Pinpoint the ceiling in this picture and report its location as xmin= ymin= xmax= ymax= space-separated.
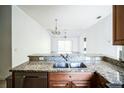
xmin=18 ymin=5 xmax=112 ymax=37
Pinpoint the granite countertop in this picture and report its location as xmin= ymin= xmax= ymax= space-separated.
xmin=10 ymin=60 xmax=124 ymax=85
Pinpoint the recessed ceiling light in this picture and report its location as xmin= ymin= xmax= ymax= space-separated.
xmin=96 ymin=16 xmax=102 ymax=19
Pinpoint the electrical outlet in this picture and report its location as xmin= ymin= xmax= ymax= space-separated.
xmin=39 ymin=57 xmax=44 ymax=60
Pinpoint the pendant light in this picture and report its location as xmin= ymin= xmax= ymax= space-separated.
xmin=51 ymin=19 xmax=61 ymax=35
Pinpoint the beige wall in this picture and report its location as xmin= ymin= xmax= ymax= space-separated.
xmin=0 ymin=6 xmax=12 ymax=80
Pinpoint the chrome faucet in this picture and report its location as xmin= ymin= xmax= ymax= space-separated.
xmin=60 ymin=53 xmax=69 ymax=61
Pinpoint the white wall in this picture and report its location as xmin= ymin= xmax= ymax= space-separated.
xmin=12 ymin=6 xmax=51 ymax=67
xmin=80 ymin=15 xmax=119 ymax=59
xmin=51 ymin=37 xmax=80 ymax=53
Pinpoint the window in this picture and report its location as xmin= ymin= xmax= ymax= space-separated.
xmin=58 ymin=40 xmax=72 ymax=54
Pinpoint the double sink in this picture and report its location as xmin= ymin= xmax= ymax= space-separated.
xmin=53 ymin=62 xmax=87 ymax=68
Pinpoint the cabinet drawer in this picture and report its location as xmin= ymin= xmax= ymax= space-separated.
xmin=48 ymin=72 xmax=93 ymax=81
xmin=49 ymin=72 xmax=70 ymax=81
xmin=72 ymin=81 xmax=90 ymax=88
xmin=49 ymin=81 xmax=70 ymax=88
xmin=70 ymin=72 xmax=93 ymax=81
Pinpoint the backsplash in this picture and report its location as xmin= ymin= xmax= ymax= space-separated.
xmin=28 ymin=54 xmax=124 ymax=69
xmin=28 ymin=54 xmax=102 ymax=62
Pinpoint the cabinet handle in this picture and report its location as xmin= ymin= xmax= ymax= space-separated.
xmin=66 ymin=82 xmax=69 ymax=87
xmin=24 ymin=76 xmax=39 ymax=78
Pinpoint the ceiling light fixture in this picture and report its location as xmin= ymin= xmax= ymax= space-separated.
xmin=51 ymin=18 xmax=61 ymax=35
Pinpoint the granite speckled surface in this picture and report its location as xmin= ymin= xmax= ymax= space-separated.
xmin=10 ymin=60 xmax=124 ymax=85
xmin=102 ymin=56 xmax=124 ymax=68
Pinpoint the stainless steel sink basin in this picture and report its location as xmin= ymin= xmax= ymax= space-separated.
xmin=70 ymin=62 xmax=87 ymax=68
xmin=53 ymin=62 xmax=87 ymax=68
xmin=53 ymin=62 xmax=69 ymax=68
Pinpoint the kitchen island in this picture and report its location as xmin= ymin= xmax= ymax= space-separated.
xmin=10 ymin=59 xmax=124 ymax=88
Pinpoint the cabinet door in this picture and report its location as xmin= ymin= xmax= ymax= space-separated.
xmin=71 ymin=81 xmax=90 ymax=88
xmin=113 ymin=5 xmax=124 ymax=45
xmin=23 ymin=76 xmax=47 ymax=88
xmin=13 ymin=72 xmax=48 ymax=88
xmin=49 ymin=81 xmax=70 ymax=88
xmin=93 ymin=72 xmax=108 ymax=88
xmin=48 ymin=72 xmax=93 ymax=88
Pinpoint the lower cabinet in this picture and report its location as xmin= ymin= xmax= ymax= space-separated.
xmin=8 ymin=71 xmax=108 ymax=88
xmin=10 ymin=72 xmax=48 ymax=88
xmin=48 ymin=72 xmax=93 ymax=88
xmin=6 ymin=75 xmax=12 ymax=88
xmin=91 ymin=72 xmax=109 ymax=88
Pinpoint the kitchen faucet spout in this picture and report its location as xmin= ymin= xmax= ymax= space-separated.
xmin=60 ymin=54 xmax=69 ymax=61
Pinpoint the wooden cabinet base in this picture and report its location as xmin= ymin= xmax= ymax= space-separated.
xmin=48 ymin=72 xmax=93 ymax=88
xmin=11 ymin=72 xmax=48 ymax=88
xmin=91 ymin=72 xmax=109 ymax=88
xmin=9 ymin=71 xmax=108 ymax=88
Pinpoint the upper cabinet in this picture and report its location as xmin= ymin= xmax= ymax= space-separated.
xmin=113 ymin=5 xmax=124 ymax=45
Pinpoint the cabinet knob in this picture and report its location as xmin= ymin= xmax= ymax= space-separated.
xmin=69 ymin=76 xmax=71 ymax=78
